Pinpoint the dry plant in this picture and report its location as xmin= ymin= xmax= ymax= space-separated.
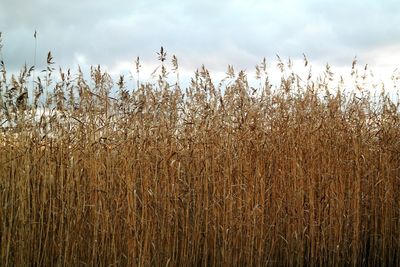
xmin=0 ymin=40 xmax=399 ymax=266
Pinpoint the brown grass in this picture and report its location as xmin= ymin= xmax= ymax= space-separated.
xmin=0 ymin=46 xmax=400 ymax=266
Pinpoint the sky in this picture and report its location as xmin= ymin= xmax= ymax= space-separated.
xmin=1 ymin=0 xmax=400 ymax=86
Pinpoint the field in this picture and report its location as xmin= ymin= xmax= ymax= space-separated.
xmin=1 ymin=48 xmax=399 ymax=266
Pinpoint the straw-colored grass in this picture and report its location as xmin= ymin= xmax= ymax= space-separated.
xmin=0 ymin=45 xmax=399 ymax=266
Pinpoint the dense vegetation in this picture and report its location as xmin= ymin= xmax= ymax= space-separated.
xmin=1 ymin=42 xmax=399 ymax=266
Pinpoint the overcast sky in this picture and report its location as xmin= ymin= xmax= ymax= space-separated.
xmin=1 ymin=0 xmax=400 ymax=83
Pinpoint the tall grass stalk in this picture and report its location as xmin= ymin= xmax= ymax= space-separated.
xmin=0 ymin=49 xmax=399 ymax=266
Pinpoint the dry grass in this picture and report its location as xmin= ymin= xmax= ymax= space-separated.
xmin=0 ymin=45 xmax=400 ymax=266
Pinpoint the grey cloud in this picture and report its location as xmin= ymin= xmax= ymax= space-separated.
xmin=306 ymin=1 xmax=400 ymax=49
xmin=1 ymin=0 xmax=399 ymax=74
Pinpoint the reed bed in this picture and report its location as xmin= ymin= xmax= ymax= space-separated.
xmin=0 ymin=46 xmax=400 ymax=266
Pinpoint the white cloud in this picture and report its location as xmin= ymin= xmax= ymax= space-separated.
xmin=0 ymin=0 xmax=399 ymax=83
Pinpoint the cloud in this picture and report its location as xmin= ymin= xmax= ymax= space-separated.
xmin=0 ymin=0 xmax=399 ymax=78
